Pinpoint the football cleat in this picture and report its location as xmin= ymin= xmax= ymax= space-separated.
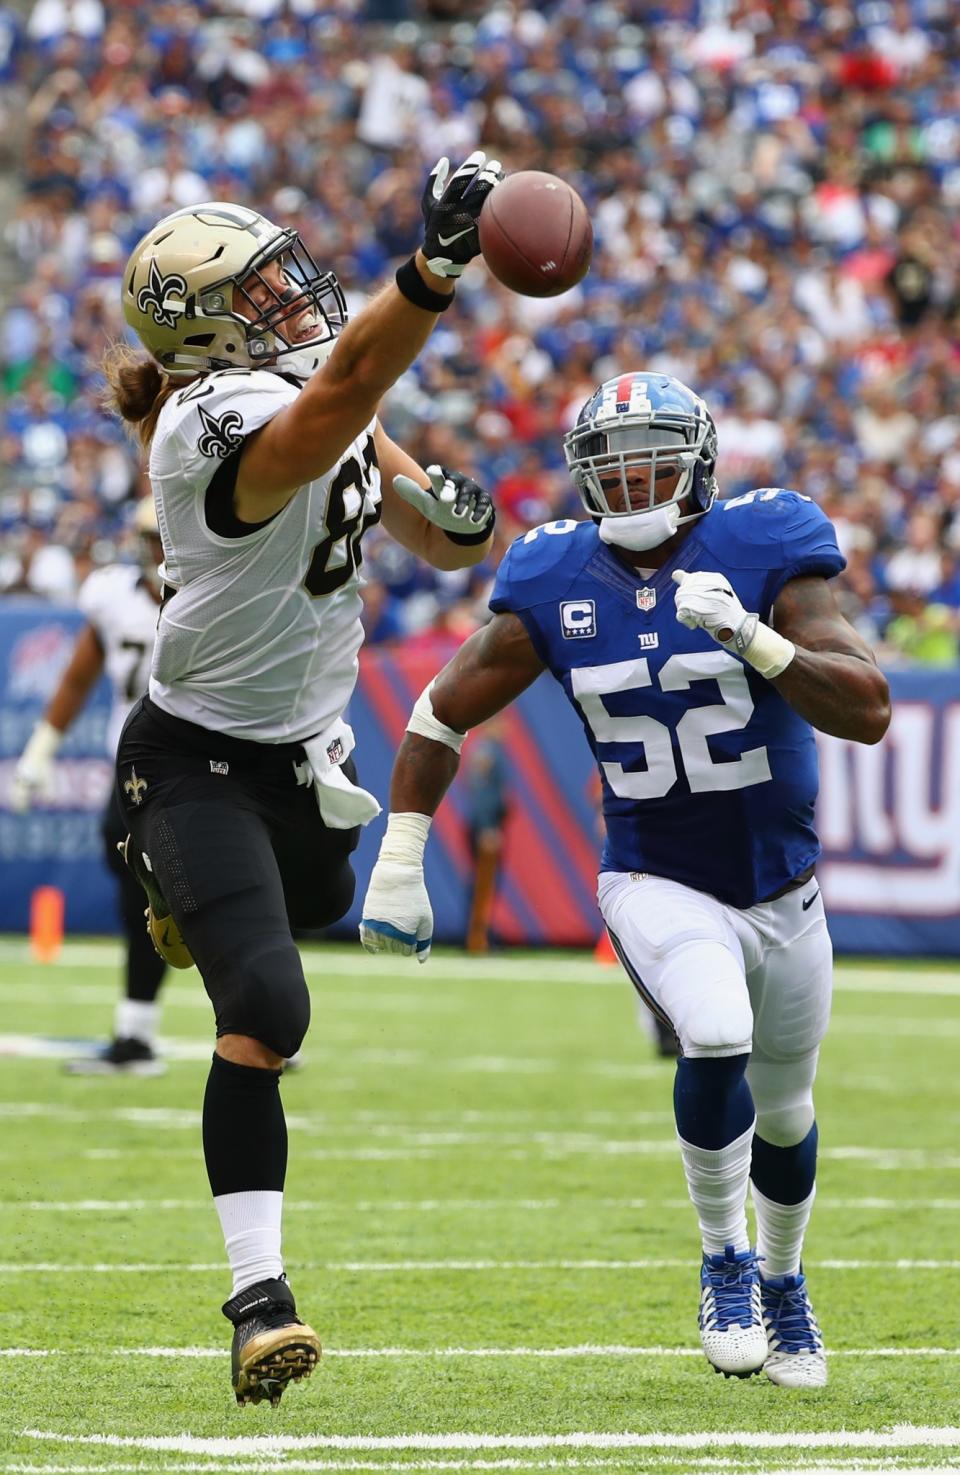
xmin=117 ymin=836 xmax=194 ymax=969
xmin=64 ymin=1036 xmax=166 ymax=1077
xmin=222 ymin=1277 xmax=321 ymax=1407
xmin=761 ymin=1271 xmax=827 ymax=1388
xmin=699 ymin=1244 xmax=768 ymax=1377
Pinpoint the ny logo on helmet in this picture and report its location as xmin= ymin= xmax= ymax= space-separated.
xmin=197 ymin=405 xmax=245 ymax=459
xmin=136 ymin=260 xmax=188 ymax=331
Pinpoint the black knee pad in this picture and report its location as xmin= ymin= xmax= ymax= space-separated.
xmin=209 ymin=942 xmax=310 ymax=1060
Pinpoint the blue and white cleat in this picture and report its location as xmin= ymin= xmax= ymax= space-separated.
xmin=760 ymin=1271 xmax=828 ymax=1388
xmin=699 ymin=1244 xmax=768 ymax=1377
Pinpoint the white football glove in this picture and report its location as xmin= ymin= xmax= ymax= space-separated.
xmin=672 ymin=570 xmax=756 ymax=651
xmin=10 ymin=720 xmax=62 ymax=811
xmin=392 ymin=465 xmax=494 ymax=542
xmin=359 ymin=858 xmax=433 ymax=964
xmin=672 ymin=570 xmax=795 ymax=679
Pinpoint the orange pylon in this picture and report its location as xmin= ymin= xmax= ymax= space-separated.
xmin=593 ymin=929 xmax=617 ymax=965
xmin=30 ymin=886 xmax=64 ymax=962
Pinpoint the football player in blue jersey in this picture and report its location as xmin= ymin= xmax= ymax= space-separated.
xmin=359 ymin=371 xmax=891 ymax=1388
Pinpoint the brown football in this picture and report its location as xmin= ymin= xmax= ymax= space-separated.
xmin=478 ymin=171 xmax=593 ymax=298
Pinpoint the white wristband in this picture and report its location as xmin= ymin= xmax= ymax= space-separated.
xmin=742 ymin=622 xmax=796 ymax=680
xmin=378 ymin=812 xmax=432 ymax=867
xmin=22 ymin=720 xmax=64 ymax=766
xmin=407 ymin=681 xmax=467 ymax=754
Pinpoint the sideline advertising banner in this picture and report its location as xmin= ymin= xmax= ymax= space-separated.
xmin=0 ymin=601 xmax=957 ymax=956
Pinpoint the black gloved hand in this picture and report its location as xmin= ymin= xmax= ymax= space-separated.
xmin=392 ymin=464 xmax=495 ymax=545
xmin=420 ymin=151 xmax=504 ymax=279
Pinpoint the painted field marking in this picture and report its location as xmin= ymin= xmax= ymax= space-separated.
xmin=13 ymin=1464 xmax=960 ymax=1475
xmin=7 ymin=1195 xmax=958 ymax=1214
xmin=20 ymin=1423 xmax=960 ymax=1453
xmin=2 ymin=1105 xmax=957 ymax=1170
xmin=3 ymin=1344 xmax=959 ymax=1361
xmin=2 ymin=1258 xmax=958 ymax=1274
xmin=2 ymin=940 xmax=959 ymax=997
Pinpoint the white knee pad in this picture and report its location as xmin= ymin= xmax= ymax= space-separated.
xmin=747 ymin=1049 xmax=818 ymax=1147
xmin=667 ymin=942 xmax=754 ymax=1058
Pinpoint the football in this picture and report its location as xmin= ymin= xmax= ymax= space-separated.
xmin=478 ymin=170 xmax=593 ymax=298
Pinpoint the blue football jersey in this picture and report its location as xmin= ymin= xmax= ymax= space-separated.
xmin=489 ymin=490 xmax=846 ymax=908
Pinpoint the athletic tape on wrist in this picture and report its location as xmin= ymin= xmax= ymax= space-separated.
xmin=407 ymin=682 xmax=467 ymax=754
xmin=378 ymin=811 xmax=432 ymax=866
xmin=23 ymin=719 xmax=63 ymax=766
xmin=742 ymin=621 xmax=796 ymax=680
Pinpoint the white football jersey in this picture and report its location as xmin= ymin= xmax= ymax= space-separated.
xmin=147 ymin=369 xmax=382 ymax=742
xmin=77 ymin=563 xmax=160 ymax=753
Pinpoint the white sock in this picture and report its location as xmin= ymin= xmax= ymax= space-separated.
xmin=752 ymin=1182 xmax=815 ymax=1279
xmin=115 ymin=998 xmax=159 ymax=1047
xmin=214 ymin=1190 xmax=284 ymax=1296
xmin=678 ymin=1119 xmax=755 ymax=1256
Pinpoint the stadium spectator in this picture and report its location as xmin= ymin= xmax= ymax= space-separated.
xmin=0 ymin=0 xmax=956 ymax=666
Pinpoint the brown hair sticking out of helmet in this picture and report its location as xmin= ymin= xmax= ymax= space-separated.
xmin=101 ymin=343 xmax=182 ymax=450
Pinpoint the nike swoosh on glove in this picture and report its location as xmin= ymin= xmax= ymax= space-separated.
xmin=393 ymin=465 xmax=494 ymax=544
xmin=421 ymin=150 xmax=503 ymax=278
xmin=671 ymin=569 xmax=758 ymax=655
xmin=359 ymin=859 xmax=433 ymax=964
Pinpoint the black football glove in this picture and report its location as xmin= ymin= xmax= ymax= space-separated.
xmin=420 ymin=151 xmax=504 ymax=279
xmin=392 ymin=465 xmax=495 ymax=544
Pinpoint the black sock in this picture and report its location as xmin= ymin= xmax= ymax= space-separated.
xmin=202 ymin=1053 xmax=287 ymax=1196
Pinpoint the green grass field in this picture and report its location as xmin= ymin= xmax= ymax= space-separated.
xmin=0 ymin=940 xmax=958 ymax=1475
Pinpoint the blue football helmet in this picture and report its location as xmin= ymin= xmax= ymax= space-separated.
xmin=563 ymin=372 xmax=719 ymax=521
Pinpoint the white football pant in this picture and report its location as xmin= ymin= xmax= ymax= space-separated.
xmin=597 ymin=871 xmax=833 ymax=1146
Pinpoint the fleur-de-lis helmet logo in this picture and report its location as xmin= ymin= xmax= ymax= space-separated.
xmin=137 ymin=259 xmax=187 ymax=331
xmin=197 ymin=404 xmax=245 ymax=459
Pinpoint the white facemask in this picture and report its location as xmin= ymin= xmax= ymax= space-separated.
xmin=598 ymin=501 xmax=681 ymax=552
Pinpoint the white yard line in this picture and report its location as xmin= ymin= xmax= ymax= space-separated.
xmin=2 ymin=939 xmax=958 ymax=996
xmin=20 ymin=1424 xmax=960 ymax=1454
xmin=3 ymin=1344 xmax=959 ymax=1361
xmin=9 ymin=1466 xmax=960 ymax=1475
xmin=2 ymin=1258 xmax=958 ymax=1274
xmin=8 ymin=1195 xmax=957 ymax=1214
xmin=2 ymin=1106 xmax=957 ymax=1169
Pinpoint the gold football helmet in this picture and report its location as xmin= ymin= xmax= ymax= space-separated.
xmin=122 ymin=202 xmax=346 ymax=380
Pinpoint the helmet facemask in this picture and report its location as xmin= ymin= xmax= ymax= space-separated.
xmin=225 ymin=233 xmax=347 ymax=381
xmin=564 ymin=419 xmax=717 ymax=523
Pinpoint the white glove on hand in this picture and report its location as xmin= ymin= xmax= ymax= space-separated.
xmin=672 ymin=569 xmax=756 ymax=652
xmin=671 ymin=570 xmax=795 ymax=678
xmin=359 ymin=859 xmax=433 ymax=963
xmin=393 ymin=465 xmax=494 ymax=541
xmin=10 ymin=720 xmax=62 ymax=811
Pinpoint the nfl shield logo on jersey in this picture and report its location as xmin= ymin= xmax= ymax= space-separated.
xmin=636 ymin=586 xmax=657 ymax=613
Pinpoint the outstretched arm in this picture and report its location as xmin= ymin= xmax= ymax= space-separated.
xmin=360 ymin=612 xmax=545 ymax=960
xmin=769 ymin=576 xmax=891 ymax=744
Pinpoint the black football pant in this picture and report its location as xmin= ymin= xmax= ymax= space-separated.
xmin=116 ymin=696 xmax=359 ymax=1059
xmin=102 ymin=787 xmax=166 ymax=1004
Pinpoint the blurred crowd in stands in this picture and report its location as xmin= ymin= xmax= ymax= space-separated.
xmin=1 ymin=0 xmax=959 ymax=665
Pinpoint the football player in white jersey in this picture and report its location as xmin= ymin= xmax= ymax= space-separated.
xmin=12 ymin=498 xmax=167 ymax=1074
xmin=103 ymin=154 xmax=502 ymax=1407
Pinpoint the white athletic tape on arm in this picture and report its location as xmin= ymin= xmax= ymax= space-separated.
xmin=24 ymin=720 xmax=64 ymax=765
xmin=377 ymin=811 xmax=432 ymax=867
xmin=743 ymin=623 xmax=796 ymax=680
xmin=407 ymin=681 xmax=467 ymax=755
